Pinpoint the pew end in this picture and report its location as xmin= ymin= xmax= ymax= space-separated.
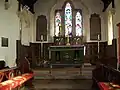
xmin=0 ymin=73 xmax=34 ymax=90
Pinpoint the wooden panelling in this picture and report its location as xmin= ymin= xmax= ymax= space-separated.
xmin=43 ymin=43 xmax=54 ymax=60
xmin=16 ymin=39 xmax=117 ymax=69
xmin=85 ymin=39 xmax=117 ymax=68
xmin=85 ymin=41 xmax=106 ymax=64
xmin=30 ymin=43 xmax=41 ymax=68
xmin=105 ymin=39 xmax=117 ymax=68
xmin=16 ymin=40 xmax=32 ymax=67
xmin=29 ymin=43 xmax=53 ymax=68
xmin=16 ymin=40 xmax=21 ymax=60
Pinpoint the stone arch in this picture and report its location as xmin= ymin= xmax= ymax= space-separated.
xmin=36 ymin=15 xmax=47 ymax=41
xmin=50 ymin=0 xmax=90 ymax=41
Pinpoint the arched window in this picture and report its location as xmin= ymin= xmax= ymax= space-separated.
xmin=108 ymin=11 xmax=113 ymax=45
xmin=65 ymin=2 xmax=72 ymax=36
xmin=55 ymin=1 xmax=83 ymax=37
xmin=75 ymin=11 xmax=82 ymax=36
xmin=55 ymin=12 xmax=61 ymax=36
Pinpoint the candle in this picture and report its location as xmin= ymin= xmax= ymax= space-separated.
xmin=98 ymin=34 xmax=100 ymax=40
xmin=41 ymin=35 xmax=43 ymax=41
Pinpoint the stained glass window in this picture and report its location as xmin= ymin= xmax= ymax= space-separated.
xmin=55 ymin=12 xmax=61 ymax=36
xmin=75 ymin=11 xmax=82 ymax=36
xmin=54 ymin=2 xmax=83 ymax=37
xmin=65 ymin=3 xmax=72 ymax=36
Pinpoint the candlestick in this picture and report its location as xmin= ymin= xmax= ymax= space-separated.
xmin=41 ymin=35 xmax=43 ymax=41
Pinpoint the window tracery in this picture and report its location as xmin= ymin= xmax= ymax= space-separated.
xmin=55 ymin=1 xmax=83 ymax=37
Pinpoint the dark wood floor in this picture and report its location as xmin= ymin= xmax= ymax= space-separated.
xmin=25 ymin=64 xmax=95 ymax=90
xmin=32 ymin=79 xmax=93 ymax=90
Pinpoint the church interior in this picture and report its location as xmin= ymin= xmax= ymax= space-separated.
xmin=0 ymin=0 xmax=120 ymax=90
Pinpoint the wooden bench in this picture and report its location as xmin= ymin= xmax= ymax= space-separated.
xmin=92 ymin=64 xmax=120 ymax=89
xmin=98 ymin=82 xmax=120 ymax=90
xmin=0 ymin=67 xmax=18 ymax=82
xmin=0 ymin=73 xmax=33 ymax=90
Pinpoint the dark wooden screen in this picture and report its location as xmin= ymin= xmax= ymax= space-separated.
xmin=105 ymin=39 xmax=117 ymax=68
xmin=36 ymin=15 xmax=47 ymax=41
xmin=90 ymin=13 xmax=101 ymax=40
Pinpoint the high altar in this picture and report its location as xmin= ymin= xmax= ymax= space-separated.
xmin=48 ymin=36 xmax=85 ymax=68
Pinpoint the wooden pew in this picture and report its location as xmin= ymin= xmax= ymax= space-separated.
xmin=0 ymin=67 xmax=18 ymax=82
xmin=92 ymin=64 xmax=120 ymax=89
xmin=98 ymin=82 xmax=120 ymax=90
xmin=0 ymin=73 xmax=33 ymax=90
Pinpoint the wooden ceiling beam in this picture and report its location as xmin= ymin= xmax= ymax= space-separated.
xmin=17 ymin=0 xmax=38 ymax=13
xmin=101 ymin=0 xmax=114 ymax=12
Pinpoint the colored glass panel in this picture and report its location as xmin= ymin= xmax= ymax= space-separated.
xmin=75 ymin=11 xmax=82 ymax=36
xmin=55 ymin=12 xmax=61 ymax=36
xmin=65 ymin=3 xmax=72 ymax=36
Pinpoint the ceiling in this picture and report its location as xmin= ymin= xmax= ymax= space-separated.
xmin=18 ymin=0 xmax=37 ymax=5
xmin=17 ymin=0 xmax=37 ymax=13
xmin=17 ymin=0 xmax=113 ymax=13
xmin=101 ymin=0 xmax=114 ymax=11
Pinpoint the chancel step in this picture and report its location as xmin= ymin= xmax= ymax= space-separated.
xmin=34 ymin=64 xmax=94 ymax=80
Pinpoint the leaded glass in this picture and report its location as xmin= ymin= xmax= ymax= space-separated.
xmin=55 ymin=12 xmax=61 ymax=36
xmin=76 ymin=11 xmax=82 ymax=36
xmin=65 ymin=3 xmax=72 ymax=36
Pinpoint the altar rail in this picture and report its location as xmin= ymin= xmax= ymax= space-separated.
xmin=0 ymin=73 xmax=33 ymax=90
xmin=92 ymin=64 xmax=120 ymax=89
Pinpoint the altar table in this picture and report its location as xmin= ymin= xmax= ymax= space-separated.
xmin=48 ymin=45 xmax=85 ymax=74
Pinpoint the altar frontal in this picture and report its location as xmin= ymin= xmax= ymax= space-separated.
xmin=48 ymin=45 xmax=85 ymax=74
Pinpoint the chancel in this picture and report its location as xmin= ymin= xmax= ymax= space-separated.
xmin=0 ymin=0 xmax=120 ymax=90
xmin=47 ymin=1 xmax=85 ymax=74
